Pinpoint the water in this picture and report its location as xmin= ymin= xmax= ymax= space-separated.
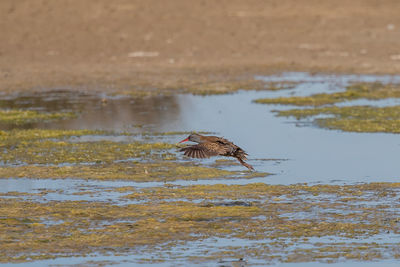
xmin=2 ymin=72 xmax=400 ymax=266
xmin=169 ymin=91 xmax=400 ymax=184
xmin=3 ymin=72 xmax=400 ymax=184
xmin=1 ymin=258 xmax=398 ymax=267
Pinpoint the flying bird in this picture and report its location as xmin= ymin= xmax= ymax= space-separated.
xmin=178 ymin=133 xmax=254 ymax=171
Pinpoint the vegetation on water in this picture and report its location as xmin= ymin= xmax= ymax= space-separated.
xmin=0 ymin=162 xmax=265 ymax=182
xmin=255 ymin=81 xmax=400 ymax=133
xmin=1 ymin=84 xmax=399 ymax=264
xmin=0 ymin=109 xmax=76 ymax=125
xmin=0 ymin=125 xmax=270 ymax=264
xmin=121 ymin=79 xmax=297 ymax=97
xmin=277 ymin=105 xmax=400 ymax=133
xmin=1 ymin=182 xmax=399 ymax=263
xmin=0 ymin=129 xmax=263 ymax=181
xmin=255 ymin=82 xmax=400 ymax=106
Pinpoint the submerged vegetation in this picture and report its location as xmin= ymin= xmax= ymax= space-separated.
xmin=0 ymin=109 xmax=76 ymax=125
xmin=1 ymin=79 xmax=400 ymax=264
xmin=185 ymin=80 xmax=297 ymax=95
xmin=0 ymin=129 xmax=263 ymax=181
xmin=1 ymin=182 xmax=400 ymax=263
xmin=277 ymin=106 xmax=400 ymax=133
xmin=256 ymin=81 xmax=400 ymax=133
xmin=0 ymin=125 xmax=268 ymax=263
xmin=255 ymin=82 xmax=400 ymax=106
xmin=122 ymin=79 xmax=297 ymax=97
xmin=0 ymin=162 xmax=263 ymax=182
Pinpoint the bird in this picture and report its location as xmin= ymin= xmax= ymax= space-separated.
xmin=178 ymin=133 xmax=254 ymax=171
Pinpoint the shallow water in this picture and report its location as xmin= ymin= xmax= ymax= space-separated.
xmin=1 ymin=257 xmax=399 ymax=267
xmin=3 ymin=72 xmax=400 ymax=184
xmin=2 ymin=72 xmax=400 ymax=266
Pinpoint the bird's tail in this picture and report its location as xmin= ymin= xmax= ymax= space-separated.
xmin=236 ymin=157 xmax=255 ymax=171
xmin=234 ymin=148 xmax=248 ymax=160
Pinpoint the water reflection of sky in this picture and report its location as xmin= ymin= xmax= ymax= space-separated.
xmin=2 ymin=73 xmax=400 ymax=266
xmin=2 ymin=73 xmax=400 ymax=184
xmin=173 ymin=90 xmax=400 ymax=184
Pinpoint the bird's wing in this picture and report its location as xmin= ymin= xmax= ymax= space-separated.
xmin=214 ymin=138 xmax=248 ymax=157
xmin=180 ymin=143 xmax=221 ymax=159
xmin=211 ymin=136 xmax=231 ymax=145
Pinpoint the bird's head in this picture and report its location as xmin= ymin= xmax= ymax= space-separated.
xmin=178 ymin=133 xmax=202 ymax=143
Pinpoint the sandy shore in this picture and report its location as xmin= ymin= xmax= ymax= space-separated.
xmin=1 ymin=0 xmax=400 ymax=93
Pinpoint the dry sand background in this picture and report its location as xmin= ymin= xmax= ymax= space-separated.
xmin=1 ymin=0 xmax=400 ymax=93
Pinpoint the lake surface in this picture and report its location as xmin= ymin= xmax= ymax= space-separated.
xmin=2 ymin=72 xmax=400 ymax=266
xmin=3 ymin=72 xmax=400 ymax=185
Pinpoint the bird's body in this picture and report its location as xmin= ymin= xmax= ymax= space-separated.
xmin=178 ymin=134 xmax=254 ymax=171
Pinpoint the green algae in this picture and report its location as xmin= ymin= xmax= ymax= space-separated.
xmin=1 ymin=182 xmax=400 ymax=263
xmin=0 ymin=128 xmax=264 ymax=181
xmin=184 ymin=80 xmax=297 ymax=95
xmin=123 ymin=182 xmax=400 ymax=202
xmin=121 ymin=79 xmax=296 ymax=97
xmin=254 ymin=81 xmax=400 ymax=133
xmin=0 ymin=129 xmax=107 ymax=147
xmin=2 ymin=87 xmax=400 ymax=264
xmin=0 ymin=199 xmax=262 ymax=262
xmin=0 ymin=109 xmax=76 ymax=125
xmin=277 ymin=106 xmax=400 ymax=133
xmin=0 ymin=139 xmax=174 ymax=165
xmin=255 ymin=82 xmax=400 ymax=106
xmin=0 ymin=162 xmax=258 ymax=182
xmin=0 ymin=129 xmax=173 ymax=165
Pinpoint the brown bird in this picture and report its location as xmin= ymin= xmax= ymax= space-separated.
xmin=178 ymin=133 xmax=254 ymax=171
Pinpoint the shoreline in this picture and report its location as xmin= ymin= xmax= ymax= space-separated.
xmin=2 ymin=0 xmax=400 ymax=93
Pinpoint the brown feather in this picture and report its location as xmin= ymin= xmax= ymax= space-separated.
xmin=179 ymin=134 xmax=255 ymax=171
xmin=198 ymin=149 xmax=206 ymax=159
xmin=180 ymin=144 xmax=219 ymax=159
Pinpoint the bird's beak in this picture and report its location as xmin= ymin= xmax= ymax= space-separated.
xmin=178 ymin=137 xmax=189 ymax=143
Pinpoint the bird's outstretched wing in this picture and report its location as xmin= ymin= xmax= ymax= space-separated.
xmin=180 ymin=143 xmax=222 ymax=159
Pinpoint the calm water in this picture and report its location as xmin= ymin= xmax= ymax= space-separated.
xmin=2 ymin=72 xmax=400 ymax=185
xmin=2 ymin=72 xmax=400 ymax=266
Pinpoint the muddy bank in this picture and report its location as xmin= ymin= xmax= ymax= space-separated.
xmin=2 ymin=0 xmax=400 ymax=93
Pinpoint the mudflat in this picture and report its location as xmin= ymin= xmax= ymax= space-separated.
xmin=1 ymin=0 xmax=400 ymax=93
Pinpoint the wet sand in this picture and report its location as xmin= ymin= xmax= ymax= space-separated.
xmin=1 ymin=0 xmax=400 ymax=93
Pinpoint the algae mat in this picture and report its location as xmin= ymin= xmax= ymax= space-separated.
xmin=0 ymin=128 xmax=267 ymax=265
xmin=256 ymin=73 xmax=400 ymax=134
xmin=1 ymin=182 xmax=400 ymax=264
xmin=2 ymin=73 xmax=400 ymax=265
